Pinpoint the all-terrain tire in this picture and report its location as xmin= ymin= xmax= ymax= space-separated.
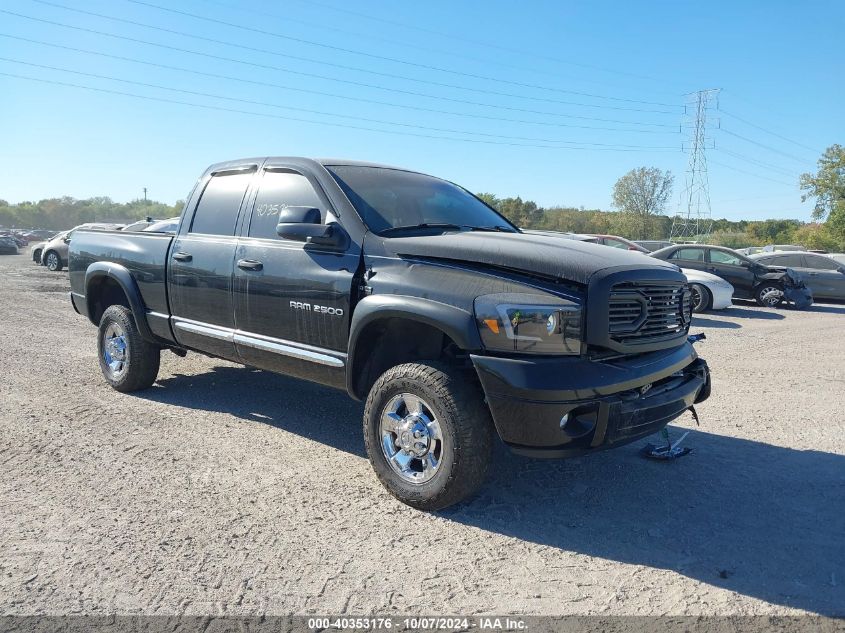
xmin=97 ymin=305 xmax=160 ymax=392
xmin=363 ymin=362 xmax=493 ymax=511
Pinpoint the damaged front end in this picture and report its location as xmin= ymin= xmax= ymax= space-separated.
xmin=762 ymin=268 xmax=814 ymax=309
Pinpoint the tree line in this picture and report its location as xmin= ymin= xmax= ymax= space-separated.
xmin=0 ymin=197 xmax=183 ymax=231
xmin=2 ymin=144 xmax=842 ymax=250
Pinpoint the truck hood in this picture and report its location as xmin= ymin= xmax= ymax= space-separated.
xmin=381 ymin=231 xmax=681 ymax=285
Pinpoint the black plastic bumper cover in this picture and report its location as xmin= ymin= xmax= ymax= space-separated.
xmin=471 ymin=342 xmax=710 ymax=457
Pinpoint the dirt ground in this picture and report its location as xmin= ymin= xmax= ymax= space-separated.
xmin=0 ymin=251 xmax=842 ymax=617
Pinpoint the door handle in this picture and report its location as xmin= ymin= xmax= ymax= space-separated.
xmin=237 ymin=259 xmax=263 ymax=271
xmin=172 ymin=252 xmax=192 ymax=262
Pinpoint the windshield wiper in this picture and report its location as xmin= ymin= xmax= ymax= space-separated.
xmin=470 ymin=225 xmax=516 ymax=232
xmin=379 ymin=223 xmax=468 ymax=235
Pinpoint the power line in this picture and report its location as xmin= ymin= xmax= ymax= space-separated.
xmin=31 ymin=0 xmax=680 ymax=113
xmin=200 ymin=0 xmax=676 ymax=98
xmin=719 ymin=129 xmax=811 ymax=165
xmin=0 ymin=71 xmax=683 ymax=152
xmin=275 ymin=0 xmax=683 ymax=90
xmin=0 ymin=34 xmax=679 ymax=136
xmin=708 ymin=160 xmax=795 ymax=187
xmin=716 ymin=148 xmax=797 ymax=178
xmin=119 ymin=0 xmax=683 ymax=111
xmin=719 ymin=108 xmax=821 ymax=155
xmin=0 ymin=9 xmax=679 ymax=128
xmin=0 ymin=57 xmax=683 ymax=149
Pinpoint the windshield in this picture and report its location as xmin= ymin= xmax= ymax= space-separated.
xmin=326 ymin=166 xmax=517 ymax=235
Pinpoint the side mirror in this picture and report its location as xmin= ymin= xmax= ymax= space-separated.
xmin=276 ymin=206 xmax=342 ymax=248
xmin=838 ymin=266 xmax=845 ymax=274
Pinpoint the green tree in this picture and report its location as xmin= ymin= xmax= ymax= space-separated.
xmin=800 ymin=144 xmax=845 ymax=221
xmin=611 ymin=167 xmax=674 ymax=240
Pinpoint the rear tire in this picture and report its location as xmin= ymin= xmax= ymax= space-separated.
xmin=363 ymin=362 xmax=493 ymax=511
xmin=44 ymin=251 xmax=62 ymax=271
xmin=97 ymin=305 xmax=160 ymax=392
xmin=755 ymin=283 xmax=784 ymax=307
xmin=690 ymin=283 xmax=712 ymax=313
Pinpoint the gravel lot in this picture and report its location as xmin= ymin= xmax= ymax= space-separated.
xmin=0 ymin=252 xmax=843 ymax=617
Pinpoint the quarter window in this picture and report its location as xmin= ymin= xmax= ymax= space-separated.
xmin=189 ymin=172 xmax=252 ymax=236
xmin=248 ymin=170 xmax=324 ymax=240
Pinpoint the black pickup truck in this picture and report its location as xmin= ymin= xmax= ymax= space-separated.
xmin=69 ymin=157 xmax=710 ymax=510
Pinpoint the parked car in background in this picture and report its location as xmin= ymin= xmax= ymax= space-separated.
xmin=122 ymin=219 xmax=155 ymax=232
xmin=142 ymin=217 xmax=180 ymax=233
xmin=762 ymin=244 xmax=806 ymax=252
xmin=828 ymin=253 xmax=845 ymax=266
xmin=30 ymin=232 xmax=66 ymax=264
xmin=682 ymin=268 xmax=734 ymax=312
xmin=650 ymin=244 xmax=799 ymax=306
xmin=522 ymin=229 xmax=599 ymax=242
xmin=0 ymin=236 xmax=19 ymax=254
xmin=634 ymin=240 xmax=673 ymax=252
xmin=735 ymin=246 xmax=764 ymax=256
xmin=750 ymin=252 xmax=845 ymax=301
xmin=41 ymin=223 xmax=124 ymax=271
xmin=588 ymin=234 xmax=649 ymax=252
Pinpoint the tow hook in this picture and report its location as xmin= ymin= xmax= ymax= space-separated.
xmin=688 ymin=332 xmax=706 ymax=344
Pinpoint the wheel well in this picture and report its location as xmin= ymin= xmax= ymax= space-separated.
xmin=350 ymin=318 xmax=466 ymax=400
xmin=88 ymin=276 xmax=131 ymax=325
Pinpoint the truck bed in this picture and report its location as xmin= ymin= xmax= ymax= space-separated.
xmin=69 ymin=229 xmax=174 ymax=339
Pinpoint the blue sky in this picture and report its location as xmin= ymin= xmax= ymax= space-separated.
xmin=1 ymin=0 xmax=842 ymax=221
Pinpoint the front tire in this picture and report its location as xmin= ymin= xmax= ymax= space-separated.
xmin=689 ymin=283 xmax=712 ymax=313
xmin=97 ymin=305 xmax=160 ymax=392
xmin=32 ymin=249 xmax=42 ymax=264
xmin=44 ymin=251 xmax=62 ymax=271
xmin=363 ymin=362 xmax=493 ymax=511
xmin=755 ymin=283 xmax=784 ymax=307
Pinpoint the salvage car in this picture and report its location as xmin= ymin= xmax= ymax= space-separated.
xmin=750 ymin=251 xmax=845 ymax=301
xmin=682 ymin=269 xmax=734 ymax=312
xmin=68 ymin=157 xmax=710 ymax=510
xmin=650 ymin=244 xmax=801 ymax=307
xmin=588 ymin=234 xmax=650 ymax=252
xmin=41 ymin=223 xmax=123 ymax=271
xmin=0 ymin=235 xmax=19 ymax=255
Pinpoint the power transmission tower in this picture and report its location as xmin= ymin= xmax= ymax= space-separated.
xmin=670 ymin=88 xmax=720 ymax=242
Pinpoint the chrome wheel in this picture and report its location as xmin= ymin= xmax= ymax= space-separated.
xmin=379 ymin=393 xmax=444 ymax=484
xmin=102 ymin=322 xmax=128 ymax=379
xmin=45 ymin=252 xmax=59 ymax=270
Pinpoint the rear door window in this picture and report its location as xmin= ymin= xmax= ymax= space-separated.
xmin=770 ymin=254 xmax=805 ymax=267
xmin=248 ymin=170 xmax=324 ymax=240
xmin=709 ymin=250 xmax=743 ymax=266
xmin=803 ymin=255 xmax=840 ymax=270
xmin=671 ymin=248 xmax=706 ymax=262
xmin=189 ymin=172 xmax=252 ymax=236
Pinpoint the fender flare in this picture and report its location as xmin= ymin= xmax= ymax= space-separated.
xmin=84 ymin=262 xmax=154 ymax=340
xmin=346 ymin=294 xmax=482 ymax=398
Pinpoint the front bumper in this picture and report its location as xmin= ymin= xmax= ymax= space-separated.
xmin=471 ymin=342 xmax=710 ymax=457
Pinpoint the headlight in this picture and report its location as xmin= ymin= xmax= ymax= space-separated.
xmin=474 ymin=293 xmax=582 ymax=355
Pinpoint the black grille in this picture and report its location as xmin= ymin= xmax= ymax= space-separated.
xmin=608 ymin=282 xmax=691 ymax=344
